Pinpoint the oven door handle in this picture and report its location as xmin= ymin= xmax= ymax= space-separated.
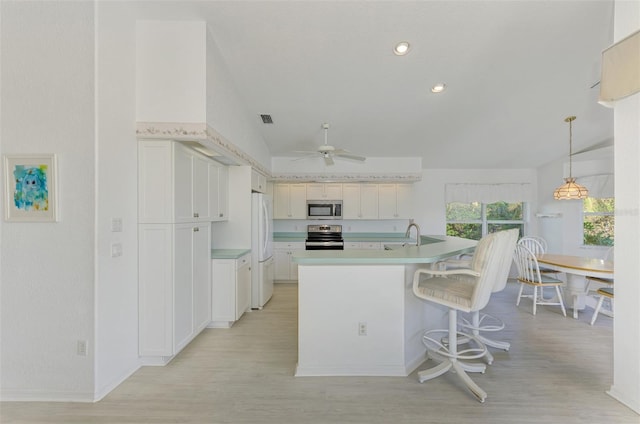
xmin=305 ymin=241 xmax=344 ymax=247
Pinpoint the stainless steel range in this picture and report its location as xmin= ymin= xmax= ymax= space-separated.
xmin=305 ymin=224 xmax=344 ymax=250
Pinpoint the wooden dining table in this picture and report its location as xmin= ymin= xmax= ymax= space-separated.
xmin=536 ymin=253 xmax=614 ymax=319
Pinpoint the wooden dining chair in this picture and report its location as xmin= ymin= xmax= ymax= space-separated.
xmin=513 ymin=244 xmax=567 ymax=316
xmin=590 ymin=287 xmax=614 ymax=325
xmin=518 ymin=237 xmax=559 ymax=275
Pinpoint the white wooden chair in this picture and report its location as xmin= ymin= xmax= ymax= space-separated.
xmin=591 ymin=287 xmax=614 ymax=325
xmin=412 ymin=229 xmax=518 ymax=402
xmin=518 ymin=237 xmax=559 ymax=275
xmin=514 ymin=244 xmax=567 ymax=316
xmin=586 ymin=246 xmax=614 ymax=293
xmin=588 ymin=247 xmax=614 ymax=325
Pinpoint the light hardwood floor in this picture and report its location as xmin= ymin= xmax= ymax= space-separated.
xmin=1 ymin=281 xmax=638 ymax=423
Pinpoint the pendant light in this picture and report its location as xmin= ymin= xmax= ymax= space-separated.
xmin=553 ymin=116 xmax=589 ymax=200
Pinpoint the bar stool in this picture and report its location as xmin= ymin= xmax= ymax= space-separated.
xmin=412 ymin=229 xmax=518 ymax=402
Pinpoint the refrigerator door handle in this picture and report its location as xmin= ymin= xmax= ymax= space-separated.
xmin=262 ymin=200 xmax=269 ymax=256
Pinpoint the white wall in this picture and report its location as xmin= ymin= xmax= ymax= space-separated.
xmin=95 ymin=2 xmax=143 ymax=400
xmin=537 ymin=149 xmax=614 ymax=255
xmin=272 ymin=156 xmax=421 ymax=176
xmin=609 ymin=0 xmax=640 ymax=413
xmin=206 ymin=29 xmax=272 ymax=170
xmin=1 ymin=1 xmax=96 ymax=400
xmin=136 ymin=21 xmax=207 ymax=123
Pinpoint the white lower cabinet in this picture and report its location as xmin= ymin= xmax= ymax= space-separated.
xmin=139 ymin=222 xmax=211 ymax=362
xmin=344 ymin=241 xmax=382 ymax=250
xmin=210 ymin=253 xmax=252 ymax=327
xmin=274 ymin=242 xmax=305 ymax=281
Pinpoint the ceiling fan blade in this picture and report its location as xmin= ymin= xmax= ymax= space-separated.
xmin=324 ymin=154 xmax=335 ymax=166
xmin=292 ymin=155 xmax=317 ymax=162
xmin=333 ymin=150 xmax=366 ymax=161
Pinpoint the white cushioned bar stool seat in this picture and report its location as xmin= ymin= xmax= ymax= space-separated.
xmin=413 ymin=229 xmax=519 ymax=402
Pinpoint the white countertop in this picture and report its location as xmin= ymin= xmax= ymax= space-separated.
xmin=292 ymin=236 xmax=477 ymax=265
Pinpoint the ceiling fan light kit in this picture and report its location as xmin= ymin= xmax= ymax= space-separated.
xmin=553 ymin=116 xmax=589 ymax=200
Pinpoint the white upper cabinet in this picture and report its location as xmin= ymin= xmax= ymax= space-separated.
xmin=343 ymin=183 xmax=378 ymax=219
xmin=274 ymin=184 xmax=307 ymax=219
xmin=139 ymin=140 xmax=213 ymax=224
xmin=378 ymin=184 xmax=412 ymax=219
xmin=209 ymin=161 xmax=229 ymax=221
xmin=251 ymin=169 xmax=267 ymax=193
xmin=306 ymin=183 xmax=342 ymax=200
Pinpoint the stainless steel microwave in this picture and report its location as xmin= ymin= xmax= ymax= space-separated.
xmin=307 ymin=200 xmax=342 ymax=220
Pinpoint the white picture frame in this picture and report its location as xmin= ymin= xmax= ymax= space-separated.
xmin=3 ymin=154 xmax=58 ymax=222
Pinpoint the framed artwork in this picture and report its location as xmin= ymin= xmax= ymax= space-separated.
xmin=3 ymin=154 xmax=58 ymax=222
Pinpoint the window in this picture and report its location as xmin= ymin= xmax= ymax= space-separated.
xmin=583 ymin=197 xmax=614 ymax=246
xmin=446 ymin=201 xmax=525 ymax=240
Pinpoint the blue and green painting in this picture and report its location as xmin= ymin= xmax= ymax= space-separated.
xmin=13 ymin=165 xmax=49 ymax=211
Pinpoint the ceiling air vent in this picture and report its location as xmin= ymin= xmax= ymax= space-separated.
xmin=260 ymin=114 xmax=273 ymax=124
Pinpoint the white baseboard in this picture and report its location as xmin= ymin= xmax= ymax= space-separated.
xmin=0 ymin=389 xmax=95 ymax=403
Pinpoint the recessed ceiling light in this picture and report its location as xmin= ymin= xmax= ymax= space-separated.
xmin=431 ymin=83 xmax=446 ymax=93
xmin=393 ymin=41 xmax=410 ymax=56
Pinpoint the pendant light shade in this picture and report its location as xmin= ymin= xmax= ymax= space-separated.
xmin=553 ymin=116 xmax=588 ymax=200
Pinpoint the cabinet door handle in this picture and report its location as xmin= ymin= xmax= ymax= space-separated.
xmin=219 ymin=213 xmax=224 ymax=217
xmin=193 ymin=227 xmax=199 ymax=232
xmin=194 ymin=212 xmax=199 ymax=218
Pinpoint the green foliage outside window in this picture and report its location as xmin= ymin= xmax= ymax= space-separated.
xmin=446 ymin=201 xmax=524 ymax=240
xmin=583 ymin=197 xmax=614 ymax=246
xmin=486 ymin=202 xmax=522 ymax=220
xmin=446 ymin=223 xmax=482 ymax=240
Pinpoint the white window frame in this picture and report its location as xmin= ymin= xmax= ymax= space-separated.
xmin=582 ymin=197 xmax=615 ymax=246
xmin=446 ymin=202 xmax=528 ymax=238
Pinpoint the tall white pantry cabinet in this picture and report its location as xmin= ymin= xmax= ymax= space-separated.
xmin=138 ymin=140 xmax=214 ymax=363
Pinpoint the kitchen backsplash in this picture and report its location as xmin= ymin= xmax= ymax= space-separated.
xmin=273 ymin=219 xmax=411 ymax=234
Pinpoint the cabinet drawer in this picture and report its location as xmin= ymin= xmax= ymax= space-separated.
xmin=274 ymin=241 xmax=305 ymax=249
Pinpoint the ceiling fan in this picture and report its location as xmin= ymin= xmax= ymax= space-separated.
xmin=294 ymin=123 xmax=366 ymax=166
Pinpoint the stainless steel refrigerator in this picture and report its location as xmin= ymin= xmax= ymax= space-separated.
xmin=251 ymin=193 xmax=274 ymax=309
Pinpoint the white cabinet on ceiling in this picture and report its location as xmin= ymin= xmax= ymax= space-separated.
xmin=139 ymin=140 xmax=212 ymax=224
xmin=378 ymin=184 xmax=412 ymax=219
xmin=210 ymin=253 xmax=252 ymax=327
xmin=273 ymin=184 xmax=307 ymax=219
xmin=306 ymin=183 xmax=343 ymax=200
xmin=209 ymin=161 xmax=228 ymax=221
xmin=342 ymin=184 xmax=379 ymax=219
xmin=139 ymin=221 xmax=211 ymax=359
xmin=251 ymin=169 xmax=268 ymax=193
xmin=274 ymin=241 xmax=305 ymax=281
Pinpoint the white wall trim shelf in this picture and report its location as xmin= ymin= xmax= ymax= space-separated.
xmin=535 ymin=212 xmax=563 ymax=218
xmin=135 ymin=121 xmax=270 ymax=177
xmin=271 ymin=173 xmax=422 ymax=183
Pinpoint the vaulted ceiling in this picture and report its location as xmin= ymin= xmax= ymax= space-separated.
xmin=132 ymin=0 xmax=615 ymax=169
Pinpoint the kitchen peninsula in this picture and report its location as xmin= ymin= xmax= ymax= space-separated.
xmin=292 ymin=236 xmax=477 ymax=377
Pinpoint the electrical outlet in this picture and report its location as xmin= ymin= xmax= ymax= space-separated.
xmin=111 ymin=243 xmax=123 ymax=257
xmin=77 ymin=340 xmax=88 ymax=356
xmin=358 ymin=322 xmax=367 ymax=336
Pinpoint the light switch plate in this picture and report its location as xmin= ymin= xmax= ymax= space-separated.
xmin=111 ymin=218 xmax=123 ymax=232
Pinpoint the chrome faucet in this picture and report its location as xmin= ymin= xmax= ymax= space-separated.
xmin=405 ymin=220 xmax=421 ymax=246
